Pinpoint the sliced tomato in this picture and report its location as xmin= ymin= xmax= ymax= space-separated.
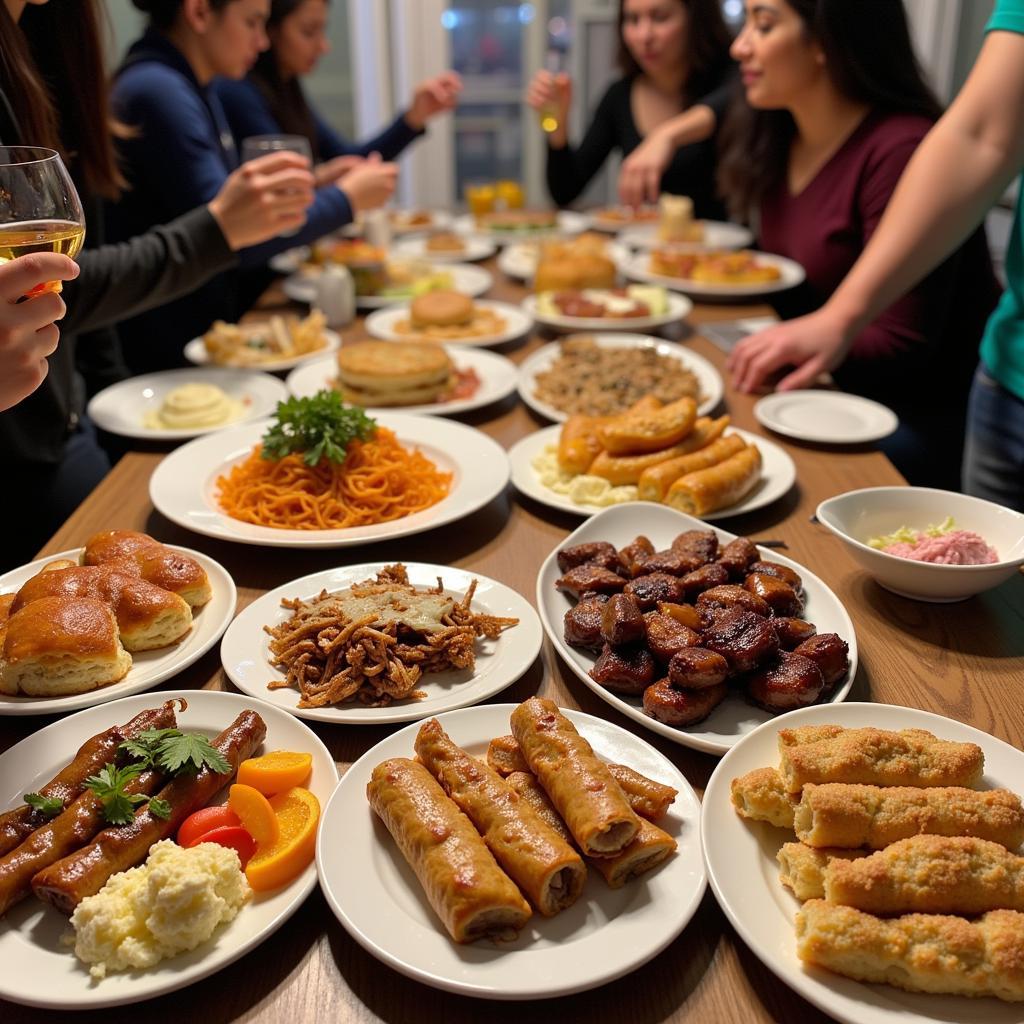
xmin=177 ymin=805 xmax=241 ymax=848
xmin=185 ymin=825 xmax=257 ymax=868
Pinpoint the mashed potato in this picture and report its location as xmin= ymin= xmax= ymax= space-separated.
xmin=70 ymin=840 xmax=250 ymax=979
xmin=143 ymin=383 xmax=245 ymax=430
xmin=532 ymin=445 xmax=637 ymax=508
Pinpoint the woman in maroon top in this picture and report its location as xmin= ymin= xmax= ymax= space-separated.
xmin=718 ymin=0 xmax=1001 ymax=488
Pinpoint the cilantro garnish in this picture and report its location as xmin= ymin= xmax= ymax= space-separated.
xmin=148 ymin=797 xmax=172 ymax=820
xmin=119 ymin=728 xmax=231 ymax=777
xmin=24 ymin=792 xmax=63 ymax=819
xmin=260 ymin=391 xmax=377 ymax=466
xmin=84 ymin=764 xmax=147 ymax=825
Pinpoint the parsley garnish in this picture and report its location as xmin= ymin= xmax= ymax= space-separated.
xmin=119 ymin=728 xmax=231 ymax=777
xmin=24 ymin=792 xmax=63 ymax=819
xmin=120 ymin=727 xmax=182 ymax=768
xmin=260 ymin=391 xmax=377 ymax=466
xmin=84 ymin=764 xmax=147 ymax=826
xmin=148 ymin=797 xmax=172 ymax=820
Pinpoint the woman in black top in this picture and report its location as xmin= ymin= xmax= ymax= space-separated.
xmin=526 ymin=0 xmax=734 ymax=217
xmin=0 ymin=0 xmax=315 ymax=569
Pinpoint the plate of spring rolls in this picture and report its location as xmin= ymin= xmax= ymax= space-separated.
xmin=703 ymin=702 xmax=1024 ymax=1022
xmin=316 ymin=697 xmax=706 ymax=998
xmin=0 ymin=689 xmax=338 ymax=1009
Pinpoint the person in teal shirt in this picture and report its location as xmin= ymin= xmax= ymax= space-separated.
xmin=725 ymin=0 xmax=1024 ymax=509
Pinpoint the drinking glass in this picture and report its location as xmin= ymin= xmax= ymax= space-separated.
xmin=464 ymin=182 xmax=496 ymax=219
xmin=240 ymin=135 xmax=314 ymax=237
xmin=0 ymin=146 xmax=86 ymax=295
xmin=538 ymin=49 xmax=567 ymax=135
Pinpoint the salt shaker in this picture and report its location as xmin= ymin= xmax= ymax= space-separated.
xmin=314 ymin=262 xmax=355 ymax=328
xmin=364 ymin=208 xmax=393 ymax=249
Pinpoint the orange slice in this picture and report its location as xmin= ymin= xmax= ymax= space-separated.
xmin=227 ymin=784 xmax=280 ymax=848
xmin=236 ymin=750 xmax=313 ymax=795
xmin=245 ymin=786 xmax=321 ymax=892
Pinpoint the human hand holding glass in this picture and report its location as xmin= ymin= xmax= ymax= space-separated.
xmin=240 ymin=135 xmax=314 ymax=237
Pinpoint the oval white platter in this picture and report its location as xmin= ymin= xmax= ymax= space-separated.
xmin=621 ymin=250 xmax=806 ymax=300
xmin=452 ymin=210 xmax=590 ymax=244
xmin=364 ymin=300 xmax=533 ymax=348
xmin=535 ymin=502 xmax=856 ymax=755
xmin=618 ymin=220 xmax=754 ymax=250
xmin=183 ymin=329 xmax=341 ymax=374
xmin=391 ymin=235 xmax=497 ymax=263
xmin=522 ymin=291 xmax=692 ymax=333
xmin=496 ymin=240 xmax=630 ymax=281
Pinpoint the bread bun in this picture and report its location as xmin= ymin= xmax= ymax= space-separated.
xmin=534 ymin=253 xmax=616 ymax=293
xmin=337 ymin=341 xmax=453 ymax=407
xmin=425 ymin=232 xmax=465 ymax=253
xmin=410 ymin=290 xmax=474 ymax=329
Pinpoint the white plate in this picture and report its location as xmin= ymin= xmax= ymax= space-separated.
xmin=317 ymin=702 xmax=705 ymax=998
xmin=497 ymin=240 xmax=630 ymax=281
xmin=621 ymin=250 xmax=806 ymax=300
xmin=391 ymin=235 xmax=497 ymax=263
xmin=0 ymin=548 xmax=236 ymax=717
xmin=268 ymin=246 xmax=309 ymax=274
xmin=755 ymin=391 xmax=900 ymax=444
xmin=282 ymin=263 xmax=494 ymax=309
xmin=522 ymin=291 xmax=692 ymax=333
xmin=285 ymin=347 xmax=518 ymax=416
xmin=342 ymin=209 xmax=454 ymax=238
xmin=510 ymin=425 xmax=796 ymax=523
xmin=618 ymin=220 xmax=754 ymax=250
xmin=517 ymin=334 xmax=724 ymax=422
xmin=183 ymin=329 xmax=341 ymax=374
xmin=364 ymin=299 xmax=533 ymax=348
xmin=702 ymin=702 xmax=1024 ymax=1023
xmin=87 ymin=368 xmax=289 ymax=442
xmin=452 ymin=210 xmax=590 ymax=244
xmin=535 ymin=503 xmax=856 ymax=755
xmin=0 ymin=688 xmax=338 ymax=1010
xmin=221 ymin=562 xmax=543 ymax=724
xmin=149 ymin=413 xmax=510 ymax=549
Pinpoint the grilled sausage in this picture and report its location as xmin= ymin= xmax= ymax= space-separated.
xmin=697 ymin=584 xmax=771 ymax=618
xmin=771 ymin=617 xmax=818 ymax=651
xmin=600 ymin=594 xmax=646 ymax=646
xmin=623 ymin=572 xmax=686 ymax=609
xmin=748 ymin=560 xmax=804 ymax=595
xmin=643 ymin=679 xmax=727 ymax=726
xmin=634 ymin=548 xmax=704 ymax=578
xmin=744 ymin=573 xmax=804 ymax=616
xmin=679 ymin=562 xmax=730 ymax=601
xmin=590 ymin=643 xmax=657 ymax=694
xmin=747 ymin=652 xmax=825 ymax=712
xmin=556 ymin=542 xmax=625 ymax=576
xmin=716 ymin=538 xmax=759 ymax=579
xmin=793 ymin=633 xmax=850 ymax=688
xmin=671 ymin=529 xmax=720 ymax=564
xmin=563 ymin=595 xmax=610 ymax=651
xmin=643 ymin=612 xmax=700 ymax=662
xmin=702 ymin=607 xmax=780 ymax=674
xmin=667 ymin=648 xmax=730 ymax=689
xmin=555 ymin=565 xmax=626 ymax=599
xmin=618 ymin=536 xmax=656 ymax=577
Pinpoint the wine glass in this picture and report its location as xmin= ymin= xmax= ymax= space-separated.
xmin=0 ymin=146 xmax=86 ymax=296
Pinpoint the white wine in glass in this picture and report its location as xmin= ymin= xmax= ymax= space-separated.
xmin=0 ymin=146 xmax=85 ymax=296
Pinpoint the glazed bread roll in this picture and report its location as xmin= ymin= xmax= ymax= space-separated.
xmin=796 ymin=900 xmax=1024 ymax=1002
xmin=415 ymin=719 xmax=586 ymax=916
xmin=795 ymin=784 xmax=1024 ymax=850
xmin=12 ymin=565 xmax=192 ymax=652
xmin=824 ymin=835 xmax=1024 ymax=915
xmin=778 ymin=725 xmax=985 ymax=793
xmin=534 ymin=252 xmax=616 ymax=293
xmin=777 ymin=842 xmax=866 ymax=900
xmin=664 ymin=443 xmax=762 ymax=516
xmin=636 ymin=434 xmax=746 ymax=503
xmin=0 ymin=596 xmax=131 ymax=697
xmin=366 ymin=758 xmax=531 ymax=942
xmin=730 ymin=767 xmax=797 ymax=829
xmin=510 ymin=697 xmax=640 ymax=857
xmin=557 ymin=414 xmax=606 ymax=475
xmin=410 ymin=290 xmax=474 ymax=329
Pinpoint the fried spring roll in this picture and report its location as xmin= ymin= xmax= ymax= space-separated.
xmin=824 ymin=835 xmax=1024 ymax=915
xmin=31 ymin=710 xmax=265 ymax=913
xmin=506 ymin=770 xmax=676 ymax=888
xmin=778 ymin=725 xmax=984 ymax=793
xmin=367 ymin=758 xmax=531 ymax=942
xmin=777 ymin=842 xmax=866 ymax=901
xmin=0 ymin=701 xmax=178 ymax=857
xmin=730 ymin=767 xmax=796 ymax=829
xmin=796 ymin=901 xmax=1024 ymax=1002
xmin=636 ymin=434 xmax=746 ymax=503
xmin=510 ymin=698 xmax=640 ymax=857
xmin=415 ymin=719 xmax=585 ymax=916
xmin=487 ymin=736 xmax=677 ymax=821
xmin=664 ymin=443 xmax=762 ymax=517
xmin=795 ymin=784 xmax=1024 ymax=851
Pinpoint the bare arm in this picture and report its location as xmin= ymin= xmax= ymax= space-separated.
xmin=730 ymin=30 xmax=1024 ymax=392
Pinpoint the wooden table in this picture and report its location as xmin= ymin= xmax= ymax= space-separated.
xmin=3 ymin=262 xmax=1022 ymax=1023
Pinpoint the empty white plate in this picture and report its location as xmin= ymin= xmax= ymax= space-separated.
xmin=755 ymin=391 xmax=899 ymax=444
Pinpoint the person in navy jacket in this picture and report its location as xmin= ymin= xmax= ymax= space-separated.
xmin=108 ymin=0 xmax=397 ymax=374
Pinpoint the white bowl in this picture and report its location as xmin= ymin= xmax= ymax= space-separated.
xmin=816 ymin=486 xmax=1024 ymax=602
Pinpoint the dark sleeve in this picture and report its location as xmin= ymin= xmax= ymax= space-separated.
xmin=316 ymin=109 xmax=423 ymax=161
xmin=545 ymin=81 xmax=622 ymax=206
xmin=61 ymin=207 xmax=235 ymax=335
xmin=691 ymin=68 xmax=737 ymax=126
xmin=217 ymin=77 xmax=282 ymax=144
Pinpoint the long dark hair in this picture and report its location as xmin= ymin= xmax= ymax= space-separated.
xmin=718 ymin=0 xmax=943 ymax=219
xmin=0 ymin=0 xmax=127 ymax=200
xmin=131 ymin=0 xmax=239 ymax=30
xmin=249 ymin=0 xmax=324 ymax=159
xmin=616 ymin=0 xmax=733 ymax=103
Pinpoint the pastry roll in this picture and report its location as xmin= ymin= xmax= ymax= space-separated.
xmin=730 ymin=767 xmax=796 ymax=829
xmin=777 ymin=842 xmax=866 ymax=901
xmin=824 ymin=834 xmax=1024 ymax=915
xmin=505 ymin=771 xmax=575 ymax=843
xmin=558 ymin=414 xmax=605 ymax=475
xmin=511 ymin=697 xmax=640 ymax=857
xmin=414 ymin=719 xmax=585 ymax=917
xmin=636 ymin=434 xmax=746 ymax=503
xmin=487 ymin=735 xmax=530 ymax=776
xmin=795 ymin=784 xmax=1024 ymax=851
xmin=664 ymin=443 xmax=762 ymax=517
xmin=796 ymin=901 xmax=1024 ymax=1002
xmin=778 ymin=725 xmax=984 ymax=793
xmin=366 ymin=758 xmax=531 ymax=942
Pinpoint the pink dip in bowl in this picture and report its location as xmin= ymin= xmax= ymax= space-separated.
xmin=883 ymin=530 xmax=999 ymax=565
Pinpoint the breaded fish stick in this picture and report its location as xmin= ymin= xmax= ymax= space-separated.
xmin=778 ymin=725 xmax=984 ymax=793
xmin=730 ymin=767 xmax=796 ymax=829
xmin=777 ymin=842 xmax=866 ymax=901
xmin=824 ymin=835 xmax=1024 ymax=915
xmin=796 ymin=901 xmax=1024 ymax=1002
xmin=795 ymin=784 xmax=1024 ymax=851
